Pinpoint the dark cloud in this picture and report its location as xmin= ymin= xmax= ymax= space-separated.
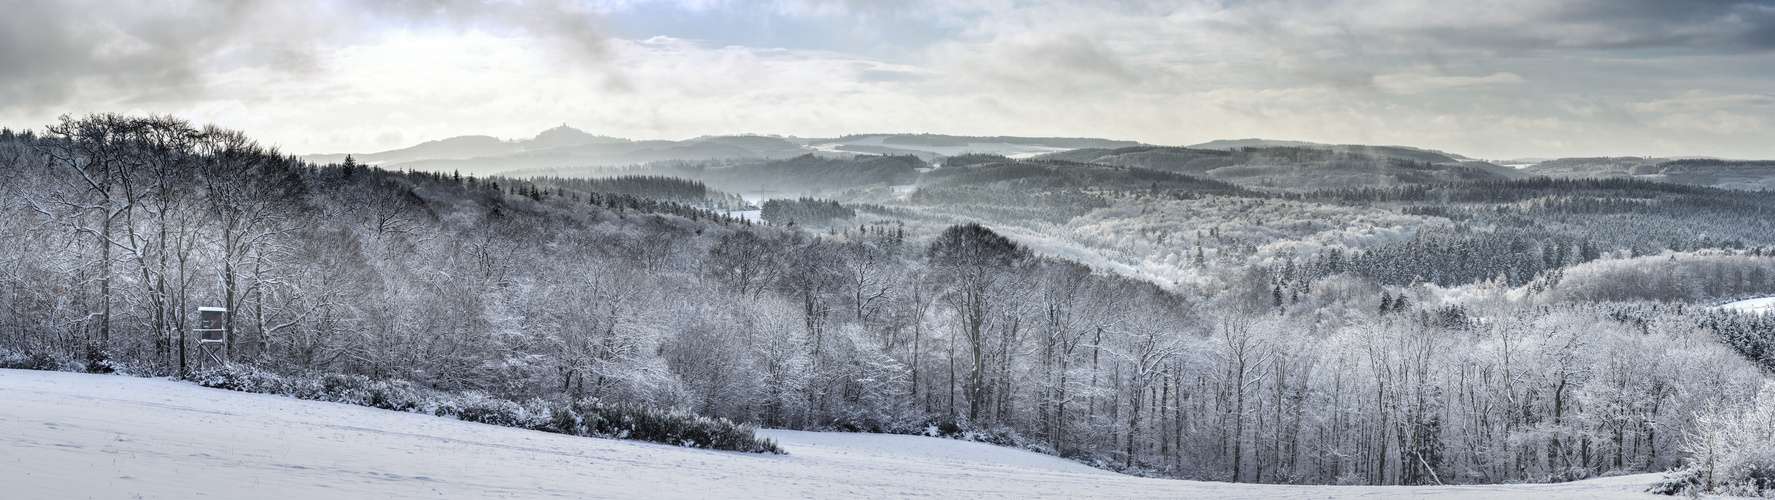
xmin=1542 ymin=0 xmax=1775 ymax=50
xmin=0 ymin=0 xmax=611 ymax=112
xmin=1225 ymin=0 xmax=1775 ymax=54
xmin=1200 ymin=0 xmax=1775 ymax=93
xmin=0 ymin=1 xmax=238 ymax=111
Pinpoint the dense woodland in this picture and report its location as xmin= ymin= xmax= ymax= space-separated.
xmin=4 ymin=115 xmax=1775 ymax=491
xmin=759 ymin=197 xmax=855 ymax=226
xmin=526 ymin=175 xmax=751 ymax=210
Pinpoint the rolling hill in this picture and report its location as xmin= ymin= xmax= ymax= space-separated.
xmin=1 ymin=369 xmax=1672 ymax=499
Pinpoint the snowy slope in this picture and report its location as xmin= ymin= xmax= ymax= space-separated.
xmin=1720 ymin=296 xmax=1775 ymax=315
xmin=1 ymin=369 xmax=1672 ymax=499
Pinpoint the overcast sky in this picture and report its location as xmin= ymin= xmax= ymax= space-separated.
xmin=3 ymin=0 xmax=1773 ymax=160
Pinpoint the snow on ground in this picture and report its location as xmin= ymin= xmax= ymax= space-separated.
xmin=1720 ymin=296 xmax=1775 ymax=315
xmin=806 ymin=136 xmax=1075 ymax=158
xmin=722 ymin=209 xmax=763 ymax=223
xmin=1 ymin=369 xmax=1674 ymax=499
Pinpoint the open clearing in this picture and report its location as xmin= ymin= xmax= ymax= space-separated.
xmin=0 ymin=369 xmax=1671 ymax=499
xmin=1720 ymin=296 xmax=1775 ymax=315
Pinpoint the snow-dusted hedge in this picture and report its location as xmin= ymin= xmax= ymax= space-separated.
xmin=189 ymin=365 xmax=782 ymax=454
xmin=1654 ymin=380 xmax=1775 ymax=496
xmin=546 ymin=400 xmax=781 ymax=454
xmin=0 ymin=350 xmax=61 ymax=371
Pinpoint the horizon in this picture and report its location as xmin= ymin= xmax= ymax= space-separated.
xmin=4 ymin=1 xmax=1773 ymax=160
xmin=294 ymin=126 xmax=1756 ymax=164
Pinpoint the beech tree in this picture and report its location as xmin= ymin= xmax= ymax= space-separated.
xmin=927 ymin=223 xmax=1033 ymax=423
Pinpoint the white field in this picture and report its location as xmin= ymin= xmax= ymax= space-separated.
xmin=1 ymin=369 xmax=1677 ymax=499
xmin=721 ymin=209 xmax=763 ymax=223
xmin=1720 ymin=296 xmax=1775 ymax=315
xmin=807 ymin=136 xmax=1074 ymax=158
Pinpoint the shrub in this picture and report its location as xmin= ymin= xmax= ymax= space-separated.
xmin=83 ymin=343 xmax=114 ymax=374
xmin=319 ymin=373 xmax=421 ymax=411
xmin=437 ymin=392 xmax=542 ymax=428
xmin=190 ymin=364 xmax=315 ymax=395
xmin=919 ymin=414 xmax=965 ymax=438
xmin=1646 ymin=467 xmax=1701 ymax=496
xmin=182 ymin=366 xmax=782 ymax=454
xmin=1664 ymin=380 xmax=1775 ymax=496
xmin=0 ymin=350 xmax=61 ymax=371
xmin=558 ymin=399 xmax=783 ymax=454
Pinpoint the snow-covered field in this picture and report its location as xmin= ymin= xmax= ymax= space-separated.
xmin=721 ymin=209 xmax=763 ymax=223
xmin=807 ymin=136 xmax=1074 ymax=158
xmin=1720 ymin=296 xmax=1775 ymax=315
xmin=1 ymin=369 xmax=1672 ymax=499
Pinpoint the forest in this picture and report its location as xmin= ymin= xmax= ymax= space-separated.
xmin=2 ymin=114 xmax=1774 ymax=494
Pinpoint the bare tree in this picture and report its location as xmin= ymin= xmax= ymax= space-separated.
xmin=926 ymin=223 xmax=1032 ymax=423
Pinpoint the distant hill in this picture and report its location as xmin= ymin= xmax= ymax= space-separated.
xmin=918 ymin=156 xmax=1249 ymax=194
xmin=1187 ymin=139 xmax=1469 ymax=163
xmin=510 ymin=153 xmax=927 ymax=196
xmin=678 ymin=154 xmax=925 ymax=194
xmin=807 ymin=134 xmax=1142 ymax=159
xmin=306 ymin=131 xmax=1771 ymax=192
xmin=301 ymin=135 xmax=515 ymax=166
xmin=1522 ymin=157 xmax=1660 ymax=177
xmin=304 ymin=130 xmax=1146 ymax=177
xmin=1186 ymin=138 xmax=1324 ymax=150
xmin=1033 ymin=146 xmax=1237 ymax=175
xmin=1523 ymin=157 xmax=1775 ymax=190
xmin=300 ymin=125 xmax=626 ymax=170
xmin=1033 ymin=145 xmax=1518 ymax=191
xmin=527 ymin=124 xmax=629 ymax=149
xmin=302 ymin=129 xmax=816 ymax=176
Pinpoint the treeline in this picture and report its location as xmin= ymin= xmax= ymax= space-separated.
xmin=647 ymin=153 xmax=925 ymax=194
xmin=491 ymin=175 xmax=751 ymax=226
xmin=1256 ymin=179 xmax=1775 ymax=289
xmin=1282 ymin=230 xmax=1607 ymax=287
xmin=1549 ymin=253 xmax=1775 ymax=303
xmin=759 ymin=197 xmax=854 ymax=226
xmin=1 ymin=115 xmax=1772 ymax=489
xmin=1702 ymin=310 xmax=1775 ymax=372
xmin=1301 ymin=177 xmax=1722 ymax=204
xmin=920 ymin=157 xmax=1255 ymax=196
xmin=530 ymin=175 xmax=711 ymax=206
xmin=1272 ymin=227 xmax=1769 ymax=297
xmin=1230 ymin=146 xmax=1426 ymax=165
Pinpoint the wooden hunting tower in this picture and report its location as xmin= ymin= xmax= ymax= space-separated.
xmin=196 ymin=307 xmax=227 ymax=366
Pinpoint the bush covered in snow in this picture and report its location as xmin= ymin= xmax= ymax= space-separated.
xmin=189 ymin=364 xmax=315 ymax=394
xmin=187 ymin=366 xmax=783 ymax=454
xmin=547 ymin=400 xmax=782 ymax=454
xmin=320 ymin=373 xmax=424 ymax=412
xmin=1656 ymin=380 xmax=1775 ymax=496
xmin=0 ymin=350 xmax=62 ymax=371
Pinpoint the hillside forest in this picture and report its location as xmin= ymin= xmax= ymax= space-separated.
xmin=4 ymin=115 xmax=1775 ymax=492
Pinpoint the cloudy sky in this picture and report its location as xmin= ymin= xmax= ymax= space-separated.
xmin=3 ymin=0 xmax=1773 ymax=160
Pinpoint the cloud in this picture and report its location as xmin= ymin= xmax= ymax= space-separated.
xmin=856 ymin=68 xmax=926 ymax=83
xmin=1626 ymin=90 xmax=1774 ymax=134
xmin=7 ymin=0 xmax=1775 ymax=161
xmin=1373 ymin=72 xmax=1524 ymax=94
xmin=1213 ymin=0 xmax=1775 ymax=53
xmin=0 ymin=0 xmax=612 ymax=112
xmin=1627 ymin=91 xmax=1775 ymax=113
xmin=1186 ymin=0 xmax=1775 ymax=94
xmin=933 ymin=32 xmax=1139 ymax=94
